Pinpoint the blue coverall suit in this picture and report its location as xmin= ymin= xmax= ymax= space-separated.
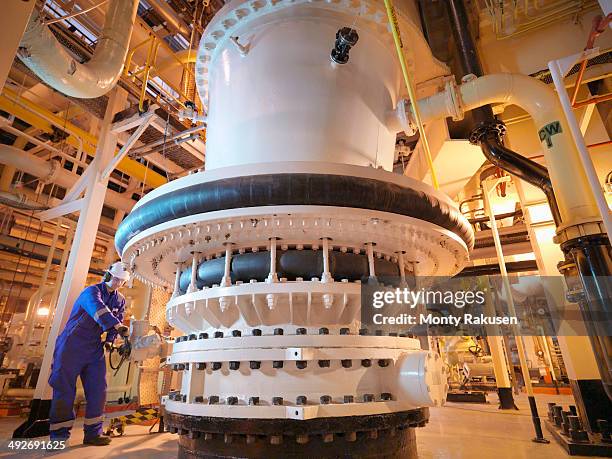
xmin=49 ymin=282 xmax=125 ymax=440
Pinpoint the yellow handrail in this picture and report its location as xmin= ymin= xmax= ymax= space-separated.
xmin=383 ymin=0 xmax=439 ymax=190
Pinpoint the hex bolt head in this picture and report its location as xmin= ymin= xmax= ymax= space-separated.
xmin=273 ymin=328 xmax=284 ymax=335
xmin=399 ymin=333 xmax=407 ymax=337
xmin=296 ymin=395 xmax=307 ymax=405
xmin=208 ymin=395 xmax=219 ymax=404
xmin=296 ymin=327 xmax=307 ymax=335
xmin=361 ymin=359 xmax=372 ymax=367
xmin=375 ymin=330 xmax=383 ymax=336
xmin=212 ymin=362 xmax=222 ymax=371
xmin=270 ymin=435 xmax=282 ymax=445
xmin=340 ymin=327 xmax=350 ymax=335
xmin=341 ymin=359 xmax=353 ymax=368
xmin=214 ymin=331 xmax=224 ymax=338
xmin=296 ymin=361 xmax=308 ymax=369
xmin=182 ymin=395 xmax=187 ymax=402
xmin=189 ymin=334 xmax=197 ymax=340
xmin=319 ymin=327 xmax=329 ymax=335
xmin=320 ymin=395 xmax=332 ymax=404
xmin=381 ymin=393 xmax=392 ymax=401
xmin=273 ymin=360 xmax=284 ymax=369
xmin=196 ymin=362 xmax=206 ymax=370
xmin=177 ymin=363 xmax=186 ymax=370
xmin=199 ymin=333 xmax=209 ymax=339
xmin=252 ymin=328 xmax=262 ymax=336
xmin=172 ymin=364 xmax=179 ymax=371
xmin=388 ymin=332 xmax=398 ymax=337
xmin=272 ymin=397 xmax=284 ymax=406
xmin=359 ymin=328 xmax=369 ymax=336
xmin=346 ymin=431 xmax=357 ymax=442
xmin=224 ymin=434 xmax=233 ymax=444
xmin=248 ymin=396 xmax=260 ymax=406
xmin=378 ymin=359 xmax=389 ymax=367
xmin=229 ymin=361 xmax=240 ymax=370
xmin=184 ymin=363 xmax=190 ymax=370
xmin=249 ymin=360 xmax=261 ymax=369
xmin=194 ymin=396 xmax=204 ymax=403
xmin=322 ymin=433 xmax=333 ymax=443
xmin=227 ymin=396 xmax=238 ymax=405
xmin=232 ymin=330 xmax=242 ymax=337
xmin=363 ymin=393 xmax=374 ymax=402
xmin=343 ymin=395 xmax=354 ymax=404
xmin=318 ymin=360 xmax=331 ymax=368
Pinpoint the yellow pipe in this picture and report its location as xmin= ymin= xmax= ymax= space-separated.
xmin=0 ymin=88 xmax=166 ymax=188
xmin=383 ymin=0 xmax=439 ymax=189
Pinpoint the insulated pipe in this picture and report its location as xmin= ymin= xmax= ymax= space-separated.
xmin=18 ymin=0 xmax=139 ymax=98
xmin=0 ymin=145 xmax=135 ymax=214
xmin=146 ymin=0 xmax=192 ymax=38
xmin=415 ymin=73 xmax=603 ymax=228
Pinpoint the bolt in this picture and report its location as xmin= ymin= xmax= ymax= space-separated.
xmin=232 ymin=330 xmax=242 ymax=337
xmin=368 ymin=430 xmax=378 ymax=439
xmin=344 ymin=395 xmax=354 ymax=403
xmin=194 ymin=396 xmax=204 ymax=403
xmin=224 ymin=434 xmax=233 ymax=444
xmin=296 ymin=434 xmax=309 ymax=444
xmin=246 ymin=435 xmax=256 ymax=444
xmin=273 ymin=361 xmax=284 ymax=369
xmin=322 ymin=433 xmax=333 ymax=443
xmin=252 ymin=328 xmax=262 ymax=336
xmin=361 ymin=359 xmax=371 ymax=367
xmin=250 ymin=360 xmax=261 ymax=369
xmin=341 ymin=359 xmax=352 ymax=368
xmin=378 ymin=359 xmax=389 ymax=367
xmin=229 ymin=361 xmax=240 ymax=370
xmin=212 ymin=362 xmax=222 ymax=371
xmin=182 ymin=395 xmax=187 ymax=402
xmin=346 ymin=431 xmax=357 ymax=442
xmin=184 ymin=363 xmax=190 ymax=370
xmin=359 ymin=328 xmax=368 ymax=335
xmin=320 ymin=395 xmax=332 ymax=404
xmin=189 ymin=334 xmax=197 ymax=340
xmin=204 ymin=433 xmax=213 ymax=440
xmin=196 ymin=362 xmax=206 ymax=370
xmin=227 ymin=396 xmax=238 ymax=405
xmin=248 ymin=396 xmax=259 ymax=406
xmin=399 ymin=333 xmax=407 ymax=337
xmin=296 ymin=361 xmax=307 ymax=369
xmin=375 ymin=330 xmax=383 ymax=336
xmin=340 ymin=327 xmax=350 ymax=335
xmin=381 ymin=393 xmax=392 ymax=401
xmin=296 ymin=327 xmax=307 ymax=335
xmin=208 ymin=395 xmax=219 ymax=404
xmin=214 ymin=331 xmax=224 ymax=338
xmin=296 ymin=395 xmax=307 ymax=405
xmin=272 ymin=397 xmax=284 ymax=406
xmin=363 ymin=393 xmax=374 ymax=402
xmin=177 ymin=363 xmax=185 ymax=370
xmin=388 ymin=332 xmax=398 ymax=337
xmin=188 ymin=431 xmax=200 ymax=439
xmin=270 ymin=435 xmax=282 ymax=445
xmin=199 ymin=333 xmax=209 ymax=339
xmin=318 ymin=360 xmax=331 ymax=368
xmin=319 ymin=327 xmax=329 ymax=335
xmin=274 ymin=328 xmax=284 ymax=335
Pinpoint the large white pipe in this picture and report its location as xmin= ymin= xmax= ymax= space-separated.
xmin=413 ymin=73 xmax=608 ymax=232
xmin=0 ymin=145 xmax=135 ymax=213
xmin=18 ymin=0 xmax=139 ymax=98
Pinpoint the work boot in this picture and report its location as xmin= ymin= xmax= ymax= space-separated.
xmin=83 ymin=435 xmax=112 ymax=446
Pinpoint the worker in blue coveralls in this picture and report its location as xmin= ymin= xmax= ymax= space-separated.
xmin=48 ymin=261 xmax=131 ymax=446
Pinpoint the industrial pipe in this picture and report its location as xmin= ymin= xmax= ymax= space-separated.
xmin=470 ymin=122 xmax=562 ymax=227
xmin=147 ymin=0 xmax=192 ymax=38
xmin=18 ymin=0 xmax=139 ymax=98
xmin=414 ymin=73 xmax=604 ymax=230
xmin=0 ymin=146 xmax=135 ymax=214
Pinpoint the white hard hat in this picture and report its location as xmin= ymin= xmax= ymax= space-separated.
xmin=108 ymin=261 xmax=131 ymax=281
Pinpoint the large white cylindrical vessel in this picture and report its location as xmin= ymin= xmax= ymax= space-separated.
xmin=116 ymin=0 xmax=470 ymax=457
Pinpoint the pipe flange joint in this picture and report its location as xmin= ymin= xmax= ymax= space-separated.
xmin=445 ymin=79 xmax=464 ymax=122
xmin=469 ymin=121 xmax=507 ymax=146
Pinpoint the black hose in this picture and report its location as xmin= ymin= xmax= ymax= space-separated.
xmin=470 ymin=121 xmax=562 ymax=227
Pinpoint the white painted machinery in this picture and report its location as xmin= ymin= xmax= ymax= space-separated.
xmin=115 ymin=0 xmax=474 ymax=456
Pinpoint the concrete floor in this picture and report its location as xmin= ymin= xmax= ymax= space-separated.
xmin=0 ymin=393 xmax=602 ymax=458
